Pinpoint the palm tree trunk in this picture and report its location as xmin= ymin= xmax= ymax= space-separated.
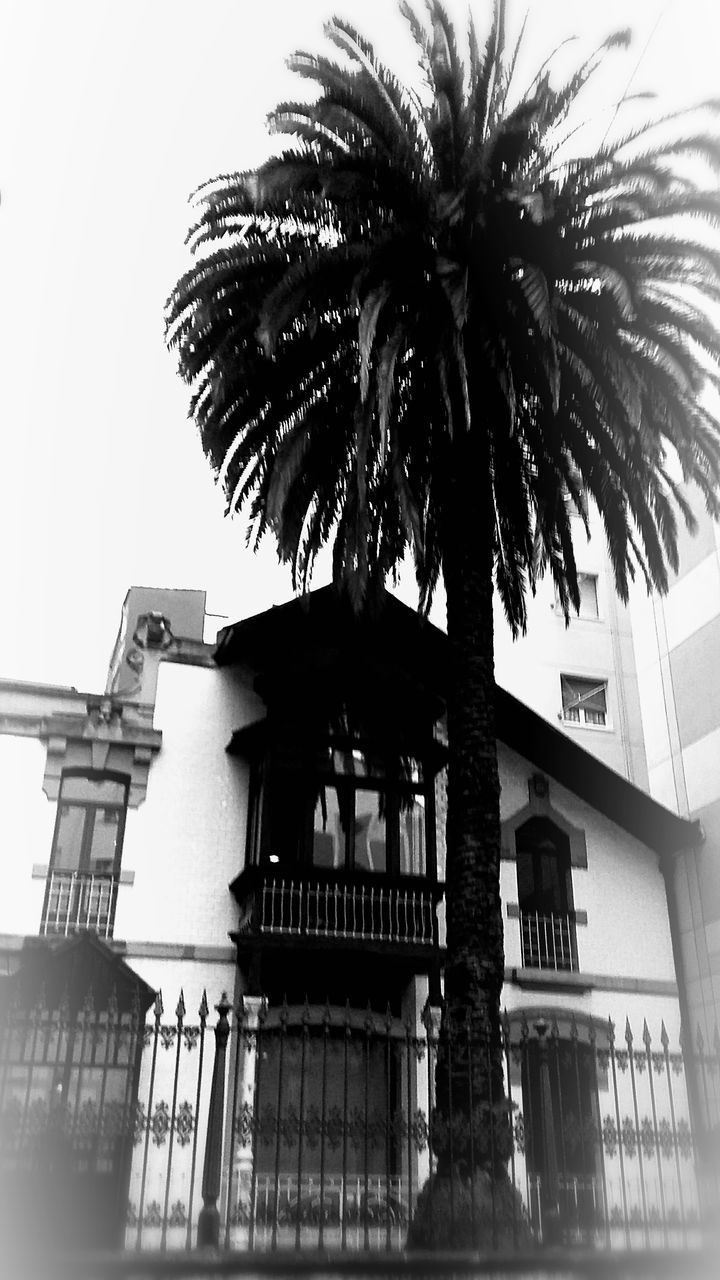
xmin=436 ymin=436 xmax=510 ymax=1176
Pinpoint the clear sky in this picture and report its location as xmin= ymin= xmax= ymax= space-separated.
xmin=1 ymin=0 xmax=718 ymax=691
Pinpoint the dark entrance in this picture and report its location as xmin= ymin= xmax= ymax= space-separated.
xmin=522 ymin=1034 xmax=603 ymax=1239
xmin=0 ymin=933 xmax=153 ymax=1254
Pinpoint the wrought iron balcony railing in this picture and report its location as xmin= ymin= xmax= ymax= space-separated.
xmin=233 ymin=869 xmax=439 ymax=948
xmin=520 ymin=910 xmax=578 ymax=971
xmin=40 ymin=870 xmax=118 ymax=939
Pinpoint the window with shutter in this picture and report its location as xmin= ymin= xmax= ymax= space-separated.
xmin=560 ymin=675 xmax=607 ymax=726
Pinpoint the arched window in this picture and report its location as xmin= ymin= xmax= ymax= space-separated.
xmin=516 ymin=817 xmax=577 ymax=970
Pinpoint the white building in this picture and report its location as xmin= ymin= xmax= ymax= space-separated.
xmin=0 ymin=585 xmax=708 ymax=1256
xmin=629 ymin=492 xmax=720 ymax=1047
xmin=493 ymin=501 xmax=649 ymax=789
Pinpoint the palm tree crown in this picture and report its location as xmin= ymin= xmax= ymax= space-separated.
xmin=167 ymin=0 xmax=720 ymax=630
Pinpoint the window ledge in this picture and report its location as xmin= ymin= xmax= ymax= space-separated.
xmin=509 ymin=966 xmax=593 ymax=993
xmin=32 ymin=863 xmax=135 ymax=886
xmin=560 ymin=719 xmax=613 ymax=734
xmin=506 ymin=902 xmax=587 ymax=925
xmin=553 ymin=609 xmax=604 ymax=625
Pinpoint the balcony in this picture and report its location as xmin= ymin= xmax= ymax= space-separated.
xmin=520 ymin=911 xmax=578 ymax=971
xmin=40 ymin=871 xmax=118 ymax=939
xmin=231 ymin=867 xmax=440 ymax=951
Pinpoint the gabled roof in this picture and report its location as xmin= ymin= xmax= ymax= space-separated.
xmin=215 ymin=586 xmax=700 ymax=858
xmin=3 ymin=932 xmax=155 ymax=1014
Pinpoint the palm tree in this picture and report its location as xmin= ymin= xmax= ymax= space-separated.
xmin=166 ymin=0 xmax=720 ymax=1226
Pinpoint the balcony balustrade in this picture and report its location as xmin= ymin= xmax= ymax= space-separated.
xmin=234 ymin=869 xmax=438 ymax=948
xmin=40 ymin=870 xmax=118 ymax=939
xmin=520 ymin=910 xmax=578 ymax=971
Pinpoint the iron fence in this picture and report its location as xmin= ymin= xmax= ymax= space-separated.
xmin=1 ymin=988 xmax=719 ymax=1256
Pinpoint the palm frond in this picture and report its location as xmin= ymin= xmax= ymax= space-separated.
xmin=166 ymin=0 xmax=720 ymax=630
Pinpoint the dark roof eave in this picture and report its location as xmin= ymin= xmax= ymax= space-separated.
xmin=496 ymin=686 xmax=700 ymax=857
xmin=214 ymin=587 xmax=700 ymax=859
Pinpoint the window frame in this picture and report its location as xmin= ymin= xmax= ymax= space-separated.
xmin=49 ymin=769 xmax=130 ymax=876
xmin=42 ymin=769 xmax=130 ymax=937
xmin=554 ymin=572 xmax=600 ymax=621
xmin=560 ymin=674 xmax=609 ymax=728
xmin=515 ymin=816 xmax=575 ymax=918
xmin=257 ymin=735 xmax=436 ymax=881
xmin=514 ymin=816 xmax=579 ymax=972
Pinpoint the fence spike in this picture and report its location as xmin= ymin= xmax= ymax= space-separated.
xmin=153 ymin=991 xmax=164 ymax=1022
xmin=385 ymin=1002 xmax=394 ymax=1031
xmin=199 ymin=990 xmax=209 ymax=1022
xmin=323 ymin=998 xmax=332 ymax=1026
xmin=214 ymin=993 xmax=232 ymax=1033
xmin=642 ymin=1018 xmax=652 ymax=1049
xmin=550 ymin=1015 xmax=560 ymax=1041
xmin=176 ymin=990 xmax=186 ymax=1023
xmin=280 ymin=994 xmax=289 ymax=1026
xmin=624 ymin=1017 xmax=633 ymax=1048
xmin=607 ymin=1017 xmax=615 ymax=1047
xmin=302 ymin=995 xmax=311 ymax=1025
xmin=660 ymin=1020 xmax=669 ymax=1050
xmin=570 ymin=1011 xmax=579 ymax=1042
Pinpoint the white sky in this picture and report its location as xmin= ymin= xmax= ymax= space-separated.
xmin=1 ymin=0 xmax=718 ymax=691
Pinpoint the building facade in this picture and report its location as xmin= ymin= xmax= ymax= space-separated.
xmin=493 ymin=500 xmax=649 ymax=789
xmin=629 ymin=494 xmax=720 ymax=1045
xmin=0 ymin=585 xmax=710 ymax=1255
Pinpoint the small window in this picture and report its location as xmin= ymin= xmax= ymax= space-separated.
xmin=516 ymin=817 xmax=578 ymax=971
xmin=555 ymin=573 xmax=598 ymax=619
xmin=578 ymin=574 xmax=598 ymax=618
xmin=561 ymin=675 xmax=607 ymax=726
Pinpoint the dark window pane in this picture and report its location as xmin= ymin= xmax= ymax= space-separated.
xmin=353 ymin=790 xmax=386 ymax=873
xmin=399 ymin=795 xmax=425 ymax=876
xmin=265 ymin=775 xmax=306 ymax=866
xmin=53 ymin=805 xmax=86 ymax=871
xmin=516 ymin=819 xmax=571 ymax=915
xmin=312 ymin=785 xmax=345 ymax=869
xmin=88 ymin=810 xmax=121 ymax=873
